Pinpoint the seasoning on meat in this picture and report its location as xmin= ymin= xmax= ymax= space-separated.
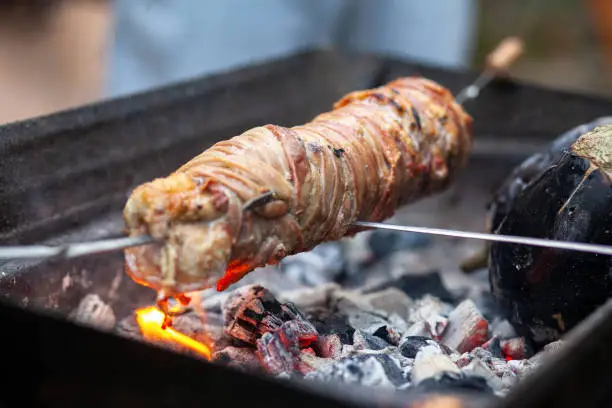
xmin=122 ymin=77 xmax=473 ymax=298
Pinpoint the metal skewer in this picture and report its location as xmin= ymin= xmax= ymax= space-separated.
xmin=0 ymin=235 xmax=155 ymax=261
xmin=455 ymin=36 xmax=524 ymax=104
xmin=0 ymin=36 xmax=547 ymax=262
xmin=4 ymin=222 xmax=612 ymax=260
xmin=353 ymin=222 xmax=612 ymax=257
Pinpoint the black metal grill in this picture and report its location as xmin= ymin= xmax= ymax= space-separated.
xmin=1 ymin=48 xmax=612 ymax=408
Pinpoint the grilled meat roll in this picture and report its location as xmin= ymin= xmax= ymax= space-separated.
xmin=123 ymin=77 xmax=473 ymax=298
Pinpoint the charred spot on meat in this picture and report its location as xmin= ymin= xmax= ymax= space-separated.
xmin=122 ymin=77 xmax=472 ymax=299
xmin=489 ymin=122 xmax=612 ymax=349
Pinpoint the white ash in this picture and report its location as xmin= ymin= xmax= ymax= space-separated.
xmin=279 ymin=242 xmax=345 ymax=286
xmin=353 ymin=330 xmax=392 ymax=351
xmin=276 ymin=283 xmax=341 ymax=310
xmin=299 ymin=352 xmax=334 ymax=373
xmin=362 ymin=288 xmax=414 ymax=320
xmin=331 ymin=289 xmax=380 ymax=315
xmin=388 ymin=312 xmax=409 ymax=333
xmin=461 ymin=358 xmax=505 ymax=394
xmin=304 ymin=354 xmax=406 ymax=389
xmin=411 ymin=345 xmax=461 ymax=384
xmin=69 ymin=294 xmax=116 ymax=331
xmin=507 ymin=359 xmax=537 ymax=377
xmin=404 ymin=321 xmax=430 ymax=338
xmin=407 ymin=295 xmax=452 ymax=325
xmin=426 ymin=314 xmax=449 ymax=340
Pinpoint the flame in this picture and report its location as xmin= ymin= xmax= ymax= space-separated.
xmin=135 ymin=306 xmax=212 ymax=360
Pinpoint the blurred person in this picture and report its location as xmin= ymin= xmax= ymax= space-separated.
xmin=106 ymin=0 xmax=478 ymax=98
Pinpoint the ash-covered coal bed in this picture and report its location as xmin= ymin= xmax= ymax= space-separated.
xmin=75 ymin=227 xmax=566 ymax=401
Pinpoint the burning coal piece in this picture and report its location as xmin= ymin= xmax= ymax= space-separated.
xmin=441 ymin=299 xmax=488 ymax=353
xmin=223 ymin=284 xmax=317 ymax=346
xmin=489 ymin=122 xmax=612 ymax=348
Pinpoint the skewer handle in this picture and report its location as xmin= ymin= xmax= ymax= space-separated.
xmin=485 ymin=36 xmax=524 ymax=74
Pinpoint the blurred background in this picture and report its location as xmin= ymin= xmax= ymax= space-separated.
xmin=0 ymin=0 xmax=610 ymax=125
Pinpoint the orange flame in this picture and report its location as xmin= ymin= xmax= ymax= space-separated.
xmin=135 ymin=306 xmax=212 ymax=360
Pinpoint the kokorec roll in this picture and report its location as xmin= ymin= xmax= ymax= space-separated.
xmin=123 ymin=77 xmax=473 ymax=298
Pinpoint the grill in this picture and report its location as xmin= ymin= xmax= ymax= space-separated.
xmin=1 ymin=48 xmax=612 ymax=408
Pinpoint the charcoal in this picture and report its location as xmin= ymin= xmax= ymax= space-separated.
xmin=332 ymin=289 xmax=378 ymax=315
xmin=277 ymin=283 xmax=340 ymax=310
xmin=299 ymin=351 xmax=334 ymax=374
xmin=507 ymin=359 xmax=537 ymax=377
xmin=307 ymin=310 xmax=354 ymax=344
xmin=464 ymin=347 xmax=509 ymax=377
xmin=404 ymin=321 xmax=429 ymax=338
xmin=500 ymin=337 xmax=531 ymax=360
xmin=279 ymin=242 xmax=344 ymax=286
xmin=304 ymin=355 xmax=405 ymax=389
xmin=366 ymin=270 xmax=455 ymax=303
xmin=367 ymin=229 xmax=432 ymax=260
xmin=467 ymin=287 xmax=500 ymax=321
xmin=399 ymin=336 xmax=451 ymax=359
xmin=372 ymin=325 xmax=402 ymax=346
xmin=412 ymin=345 xmax=460 ymax=384
xmin=441 ymin=299 xmax=489 ymax=353
xmin=482 ymin=336 xmax=504 ymax=359
xmin=69 ymin=294 xmax=116 ymax=331
xmin=414 ymin=372 xmax=494 ymax=395
xmin=315 ymin=334 xmax=344 ymax=360
xmin=256 ymin=321 xmax=301 ymax=375
xmin=223 ymin=284 xmax=317 ymax=345
xmin=489 ymin=358 xmax=510 ymax=377
xmin=363 ymin=287 xmax=413 ymax=320
xmin=453 ymin=353 xmax=472 ymax=368
xmin=341 ymin=344 xmax=355 ymax=358
xmin=386 ymin=352 xmax=414 ymax=380
xmin=461 ymin=358 xmax=504 ymax=392
xmin=223 ymin=285 xmax=283 ymax=344
xmin=407 ymin=295 xmax=452 ymax=325
xmin=347 ymin=310 xmax=387 ymax=334
xmin=470 ymin=347 xmax=494 ymax=362
xmin=366 ymin=354 xmax=408 ymax=387
xmin=353 ymin=330 xmax=391 ymax=351
xmin=213 ymin=346 xmax=261 ymax=372
xmin=425 ymin=314 xmax=448 ymax=340
xmin=388 ymin=313 xmax=409 ymax=333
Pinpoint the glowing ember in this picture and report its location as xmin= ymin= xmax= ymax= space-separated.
xmin=135 ymin=306 xmax=212 ymax=360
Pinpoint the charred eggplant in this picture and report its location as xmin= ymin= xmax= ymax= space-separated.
xmin=488 ymin=118 xmax=612 ymax=349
